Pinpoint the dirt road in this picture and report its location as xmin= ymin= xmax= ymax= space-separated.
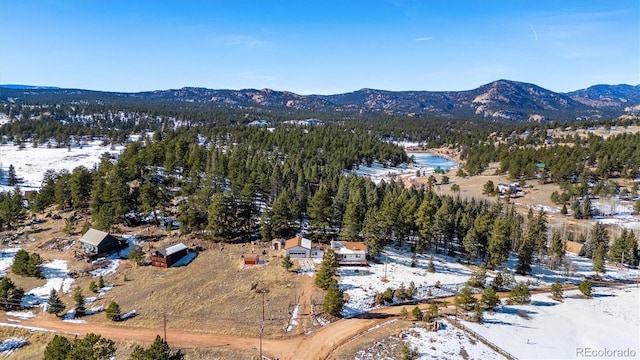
xmin=2 ymin=282 xmax=631 ymax=359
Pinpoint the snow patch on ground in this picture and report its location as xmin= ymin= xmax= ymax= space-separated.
xmin=286 ymin=305 xmax=299 ymax=332
xmin=5 ymin=311 xmax=35 ymax=319
xmin=0 ymin=336 xmax=29 ymax=356
xmin=0 ymin=322 xmax=55 ymax=333
xmin=22 ymin=259 xmax=74 ymax=307
xmin=0 ymin=141 xmax=123 ymax=193
xmin=0 ymin=248 xmax=20 ymax=276
xmin=338 ymin=246 xmax=472 ymax=317
xmin=121 ymin=310 xmax=137 ymax=320
xmin=354 ymin=322 xmax=503 ymax=360
xmin=97 ymin=285 xmax=114 ymax=297
xmin=464 ymin=286 xmax=639 ymax=360
xmin=90 ymin=259 xmax=120 ymax=277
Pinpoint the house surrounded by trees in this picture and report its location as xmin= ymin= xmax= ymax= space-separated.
xmin=331 ymin=241 xmax=368 ymax=265
xmin=80 ymin=229 xmax=126 ymax=259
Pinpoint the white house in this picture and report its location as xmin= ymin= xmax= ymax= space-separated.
xmin=284 ymin=236 xmax=312 ymax=258
xmin=331 ymin=241 xmax=368 ymax=265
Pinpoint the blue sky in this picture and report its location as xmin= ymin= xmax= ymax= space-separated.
xmin=1 ymin=0 xmax=638 ymax=94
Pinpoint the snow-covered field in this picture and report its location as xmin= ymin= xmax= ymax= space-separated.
xmin=464 ymin=286 xmax=640 ymax=360
xmin=338 ymin=246 xmax=473 ymax=317
xmin=0 ymin=140 xmax=123 ymax=192
xmin=339 ymin=245 xmax=638 ymax=318
xmin=354 ymin=322 xmax=505 ymax=360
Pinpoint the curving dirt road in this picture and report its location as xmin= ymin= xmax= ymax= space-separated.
xmin=2 ymin=282 xmax=631 ymax=359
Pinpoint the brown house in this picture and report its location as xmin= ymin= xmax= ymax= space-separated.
xmin=244 ymin=254 xmax=260 ymax=265
xmin=151 ymin=243 xmax=189 ymax=268
xmin=565 ymin=241 xmax=585 ymax=256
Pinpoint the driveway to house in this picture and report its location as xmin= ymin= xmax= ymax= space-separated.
xmin=297 ymin=258 xmax=316 ymax=276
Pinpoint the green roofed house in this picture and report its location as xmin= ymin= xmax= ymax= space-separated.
xmin=80 ymin=228 xmax=126 ymax=258
xmin=535 ymin=163 xmax=546 ymax=169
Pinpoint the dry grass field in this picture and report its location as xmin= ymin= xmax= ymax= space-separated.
xmin=0 ymin=326 xmax=258 ymax=360
xmin=1 ymin=215 xmax=321 ymax=358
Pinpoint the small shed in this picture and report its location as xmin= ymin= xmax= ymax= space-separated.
xmin=244 ymin=254 xmax=260 ymax=265
xmin=80 ymin=229 xmax=125 ymax=256
xmin=271 ymin=239 xmax=284 ymax=251
xmin=151 ymin=243 xmax=189 ymax=268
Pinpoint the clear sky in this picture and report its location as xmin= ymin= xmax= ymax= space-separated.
xmin=1 ymin=0 xmax=638 ymax=94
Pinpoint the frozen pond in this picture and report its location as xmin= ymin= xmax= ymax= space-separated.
xmin=408 ymin=152 xmax=458 ymax=170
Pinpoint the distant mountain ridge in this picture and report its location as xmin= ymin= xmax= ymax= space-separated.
xmin=1 ymin=80 xmax=639 ymax=122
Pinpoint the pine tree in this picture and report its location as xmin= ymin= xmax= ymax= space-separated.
xmin=473 ymin=301 xmax=483 ymax=323
xmin=130 ymin=335 xmax=184 ymax=360
xmin=593 ymin=244 xmax=605 ymax=274
xmin=97 ymin=275 xmax=105 ymax=289
xmin=549 ymin=230 xmax=565 ymax=261
xmin=129 ymin=244 xmax=144 ymax=266
xmin=282 ymin=255 xmax=293 ymax=271
xmin=516 ymin=234 xmax=535 ymax=275
xmin=43 ymin=335 xmax=72 ymax=360
xmin=551 ymin=281 xmax=563 ymax=301
xmin=491 ymin=272 xmax=504 ymax=290
xmin=586 ymin=222 xmax=610 ymax=258
xmin=427 ymin=256 xmax=435 ymax=272
xmin=66 ymin=333 xmax=116 ymax=360
xmin=406 ymin=281 xmax=417 ymax=299
xmin=581 ymin=196 xmax=593 ymax=219
xmin=487 ymin=217 xmax=510 ymax=269
xmin=467 ymin=265 xmax=486 ymax=288
xmin=508 ymin=283 xmax=530 ymax=304
xmin=46 ymin=289 xmax=65 ymax=316
xmin=608 ymin=229 xmax=638 ymax=266
xmin=322 ymin=279 xmax=344 ymax=317
xmin=425 ymin=302 xmax=438 ymax=322
xmin=579 ymin=279 xmax=592 ymax=298
xmin=481 ymin=286 xmax=500 ymax=310
xmin=105 ymin=301 xmax=121 ymax=321
xmin=73 ymin=288 xmax=86 ymax=317
xmin=7 ymin=164 xmax=17 ymax=186
xmin=308 ymin=187 xmax=332 ymax=240
xmin=411 ymin=306 xmax=423 ymax=320
xmin=89 ymin=281 xmax=98 ymax=293
xmin=0 ymin=277 xmax=24 ymax=310
xmin=399 ymin=307 xmax=408 ymax=319
xmin=315 ymin=249 xmax=337 ymax=290
xmin=455 ymin=285 xmax=474 ymax=311
xmin=399 ymin=343 xmax=414 ymax=360
xmin=361 ymin=207 xmax=385 ymax=257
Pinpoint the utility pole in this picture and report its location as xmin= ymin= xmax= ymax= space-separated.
xmin=163 ymin=312 xmax=167 ymax=341
xmin=258 ymin=289 xmax=269 ymax=360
